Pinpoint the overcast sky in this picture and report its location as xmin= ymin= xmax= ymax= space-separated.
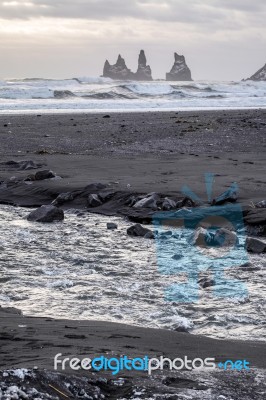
xmin=0 ymin=0 xmax=265 ymax=80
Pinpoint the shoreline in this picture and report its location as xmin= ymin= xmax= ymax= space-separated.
xmin=2 ymin=305 xmax=265 ymax=370
xmin=1 ymin=305 xmax=266 ymax=371
xmin=1 ymin=106 xmax=266 ymax=116
xmin=1 ymin=305 xmax=266 ymax=399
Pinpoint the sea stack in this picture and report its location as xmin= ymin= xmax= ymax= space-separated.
xmin=246 ymin=63 xmax=266 ymax=81
xmin=103 ymin=51 xmax=153 ymax=81
xmin=103 ymin=54 xmax=134 ymax=80
xmin=135 ymin=50 xmax=153 ymax=81
xmin=166 ymin=53 xmax=192 ymax=81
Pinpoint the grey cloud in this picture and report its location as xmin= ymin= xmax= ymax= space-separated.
xmin=213 ymin=0 xmax=266 ymax=12
xmin=0 ymin=0 xmax=265 ymax=22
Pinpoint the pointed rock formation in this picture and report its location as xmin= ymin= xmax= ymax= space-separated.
xmin=246 ymin=63 xmax=266 ymax=81
xmin=103 ymin=54 xmax=134 ymax=80
xmin=166 ymin=53 xmax=192 ymax=81
xmin=102 ymin=50 xmax=153 ymax=81
xmin=135 ymin=50 xmax=153 ymax=81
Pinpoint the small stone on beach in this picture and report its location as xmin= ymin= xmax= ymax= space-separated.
xmin=107 ymin=223 xmax=118 ymax=230
xmin=245 ymin=237 xmax=266 ymax=253
xmin=127 ymin=223 xmax=154 ymax=239
xmin=35 ymin=170 xmax=56 ymax=180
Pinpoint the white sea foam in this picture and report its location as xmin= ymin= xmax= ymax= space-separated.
xmin=126 ymin=82 xmax=175 ymax=95
xmin=0 ymin=78 xmax=265 ymax=113
xmin=76 ymin=76 xmax=113 ymax=84
xmin=0 ymin=205 xmax=265 ymax=341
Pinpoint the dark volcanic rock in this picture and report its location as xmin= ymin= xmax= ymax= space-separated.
xmin=127 ymin=223 xmax=154 ymax=238
xmin=52 ymin=192 xmax=74 ymax=206
xmin=162 ymin=197 xmax=176 ymax=210
xmin=103 ymin=54 xmax=134 ymax=80
xmin=133 ymin=193 xmax=159 ymax=209
xmin=245 ymin=237 xmax=266 ymax=253
xmin=35 ymin=170 xmax=56 ymax=180
xmin=98 ymin=190 xmax=115 ymax=203
xmin=87 ymin=194 xmax=102 ymax=207
xmin=107 ymin=222 xmax=118 ymax=230
xmin=143 ymin=231 xmax=154 ymax=239
xmin=188 ymin=227 xmax=212 ymax=247
xmin=166 ymin=53 xmax=192 ymax=81
xmin=176 ymin=197 xmax=197 ymax=208
xmin=255 ymin=200 xmax=266 ymax=208
xmin=213 ymin=228 xmax=238 ymax=247
xmin=198 ymin=276 xmax=216 ymax=289
xmin=212 ymin=184 xmax=238 ymax=205
xmin=135 ymin=50 xmax=153 ymax=81
xmin=189 ymin=227 xmax=238 ymax=248
xmin=27 ymin=205 xmax=64 ymax=223
xmin=125 ymin=194 xmax=140 ymax=207
xmin=244 ymin=208 xmax=266 ymax=226
xmin=246 ymin=63 xmax=266 ymax=81
xmin=0 ymin=160 xmax=44 ymax=171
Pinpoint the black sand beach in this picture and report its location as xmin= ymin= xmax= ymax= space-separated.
xmin=0 ymin=110 xmax=265 ymax=204
xmin=0 ymin=109 xmax=266 ymax=399
xmin=0 ymin=305 xmax=266 ymax=399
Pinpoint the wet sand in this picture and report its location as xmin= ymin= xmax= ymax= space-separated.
xmin=0 ymin=109 xmax=265 ymax=205
xmin=0 ymin=306 xmax=266 ymax=399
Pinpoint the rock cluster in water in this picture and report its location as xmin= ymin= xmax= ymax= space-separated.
xmin=103 ymin=54 xmax=135 ymax=80
xmin=103 ymin=50 xmax=193 ymax=81
xmin=246 ymin=63 xmax=266 ymax=81
xmin=103 ymin=50 xmax=152 ymax=81
xmin=166 ymin=53 xmax=192 ymax=81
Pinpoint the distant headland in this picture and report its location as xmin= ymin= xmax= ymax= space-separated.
xmin=245 ymin=63 xmax=266 ymax=81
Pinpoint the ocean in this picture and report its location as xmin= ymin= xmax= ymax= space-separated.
xmin=0 ymin=77 xmax=266 ymax=113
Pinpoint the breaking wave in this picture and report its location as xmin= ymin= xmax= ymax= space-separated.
xmin=0 ymin=77 xmax=266 ymax=112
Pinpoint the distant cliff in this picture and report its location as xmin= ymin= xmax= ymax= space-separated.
xmin=103 ymin=50 xmax=153 ymax=81
xmin=166 ymin=53 xmax=192 ymax=81
xmin=246 ymin=63 xmax=266 ymax=81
